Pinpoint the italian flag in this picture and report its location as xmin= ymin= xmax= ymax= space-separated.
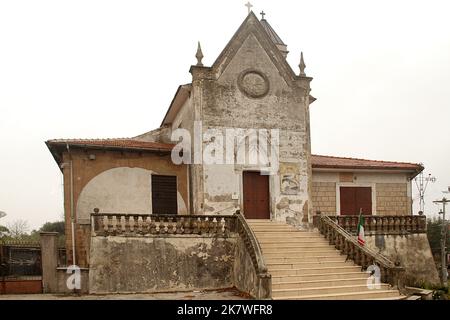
xmin=357 ymin=213 xmax=366 ymax=246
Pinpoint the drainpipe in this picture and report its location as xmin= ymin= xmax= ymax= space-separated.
xmin=66 ymin=144 xmax=76 ymax=267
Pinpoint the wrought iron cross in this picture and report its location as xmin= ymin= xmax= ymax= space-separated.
xmin=245 ymin=2 xmax=253 ymax=14
xmin=260 ymin=11 xmax=266 ymax=19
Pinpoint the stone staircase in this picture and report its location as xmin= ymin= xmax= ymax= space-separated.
xmin=247 ymin=220 xmax=407 ymax=300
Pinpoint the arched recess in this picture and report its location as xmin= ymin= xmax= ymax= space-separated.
xmin=76 ymin=167 xmax=187 ymax=224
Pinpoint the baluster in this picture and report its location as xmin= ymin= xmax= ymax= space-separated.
xmin=370 ymin=217 xmax=376 ymax=234
xmin=375 ymin=217 xmax=381 ymax=233
xmin=129 ymin=215 xmax=135 ymax=233
xmin=155 ymin=217 xmax=161 ymax=234
xmin=143 ymin=216 xmax=150 ymax=235
xmin=220 ymin=218 xmax=226 ymax=235
xmin=184 ymin=218 xmax=191 ymax=234
xmin=123 ymin=215 xmax=130 ymax=233
xmin=211 ymin=218 xmax=218 ymax=235
xmin=400 ymin=216 xmax=406 ymax=233
xmin=394 ymin=216 xmax=399 ymax=233
xmin=100 ymin=215 xmax=108 ymax=235
xmin=147 ymin=216 xmax=156 ymax=234
xmin=106 ymin=215 xmax=114 ymax=235
xmin=163 ymin=217 xmax=169 ymax=234
xmin=167 ymin=217 xmax=174 ymax=234
xmin=406 ymin=216 xmax=412 ymax=233
xmin=175 ymin=217 xmax=183 ymax=234
xmin=191 ymin=218 xmax=198 ymax=234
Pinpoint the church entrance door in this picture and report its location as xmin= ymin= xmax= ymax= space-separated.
xmin=243 ymin=171 xmax=270 ymax=220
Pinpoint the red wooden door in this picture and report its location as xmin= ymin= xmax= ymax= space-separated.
xmin=243 ymin=172 xmax=270 ymax=219
xmin=340 ymin=187 xmax=372 ymax=215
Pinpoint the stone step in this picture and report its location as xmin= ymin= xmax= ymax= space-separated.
xmin=250 ymin=228 xmax=298 ymax=232
xmin=269 ymin=266 xmax=361 ymax=276
xmin=271 ymin=272 xmax=367 ymax=282
xmin=260 ymin=243 xmax=332 ymax=250
xmin=369 ymin=296 xmax=408 ymax=300
xmin=256 ymin=236 xmax=324 ymax=241
xmin=267 ymin=260 xmax=354 ymax=270
xmin=256 ymin=237 xmax=325 ymax=242
xmin=272 ymin=284 xmax=392 ymax=298
xmin=248 ymin=221 xmax=293 ymax=224
xmin=265 ymin=256 xmax=347 ymax=264
xmin=263 ymin=250 xmax=341 ymax=259
xmin=272 ymin=277 xmax=369 ymax=290
xmin=273 ymin=290 xmax=402 ymax=300
xmin=253 ymin=231 xmax=320 ymax=236
xmin=261 ymin=246 xmax=340 ymax=257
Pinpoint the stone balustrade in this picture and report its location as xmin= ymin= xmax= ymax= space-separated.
xmin=313 ymin=214 xmax=426 ymax=235
xmin=314 ymin=214 xmax=405 ymax=291
xmin=91 ymin=209 xmax=236 ymax=237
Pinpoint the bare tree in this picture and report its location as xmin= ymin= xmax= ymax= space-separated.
xmin=7 ymin=219 xmax=30 ymax=239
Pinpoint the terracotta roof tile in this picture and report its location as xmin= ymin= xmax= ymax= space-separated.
xmin=46 ymin=138 xmax=175 ymax=152
xmin=311 ymin=154 xmax=423 ymax=171
xmin=46 ymin=139 xmax=423 ymax=172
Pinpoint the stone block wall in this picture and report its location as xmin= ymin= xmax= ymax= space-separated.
xmin=376 ymin=183 xmax=410 ymax=215
xmin=312 ymin=182 xmax=336 ymax=215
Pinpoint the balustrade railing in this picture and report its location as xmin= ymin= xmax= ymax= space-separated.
xmin=314 ymin=214 xmax=405 ymax=291
xmin=313 ymin=214 xmax=426 ymax=235
xmin=91 ymin=209 xmax=235 ymax=237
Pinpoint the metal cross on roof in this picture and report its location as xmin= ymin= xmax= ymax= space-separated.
xmin=245 ymin=2 xmax=253 ymax=14
xmin=260 ymin=11 xmax=266 ymax=19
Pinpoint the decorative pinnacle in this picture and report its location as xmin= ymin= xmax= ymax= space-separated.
xmin=196 ymin=42 xmax=204 ymax=66
xmin=299 ymin=52 xmax=306 ymax=76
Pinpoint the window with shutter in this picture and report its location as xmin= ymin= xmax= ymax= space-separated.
xmin=151 ymin=175 xmax=178 ymax=215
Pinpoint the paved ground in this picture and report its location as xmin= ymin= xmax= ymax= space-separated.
xmin=0 ymin=288 xmax=249 ymax=300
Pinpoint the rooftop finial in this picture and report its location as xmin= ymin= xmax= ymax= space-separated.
xmin=196 ymin=42 xmax=204 ymax=66
xmin=299 ymin=52 xmax=306 ymax=76
xmin=245 ymin=2 xmax=253 ymax=14
xmin=260 ymin=11 xmax=266 ymax=20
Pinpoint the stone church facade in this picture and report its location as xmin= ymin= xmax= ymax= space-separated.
xmin=45 ymin=12 xmax=437 ymax=297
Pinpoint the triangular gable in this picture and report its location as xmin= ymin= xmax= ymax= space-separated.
xmin=211 ymin=12 xmax=297 ymax=86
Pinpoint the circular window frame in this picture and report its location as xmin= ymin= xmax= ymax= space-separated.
xmin=237 ymin=69 xmax=270 ymax=99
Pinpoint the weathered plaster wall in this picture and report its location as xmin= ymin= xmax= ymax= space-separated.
xmin=61 ymin=149 xmax=189 ymax=267
xmin=76 ymin=167 xmax=187 ymax=224
xmin=89 ymin=236 xmax=237 ymax=294
xmin=365 ymin=234 xmax=440 ymax=286
xmin=189 ymin=26 xmax=313 ymax=224
xmin=233 ymin=237 xmax=271 ymax=299
xmin=312 ymin=171 xmax=412 ymax=216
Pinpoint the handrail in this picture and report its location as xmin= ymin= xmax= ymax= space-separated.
xmin=234 ymin=210 xmax=268 ymax=276
xmin=314 ymin=214 xmax=426 ymax=235
xmin=315 ymin=214 xmax=405 ymax=291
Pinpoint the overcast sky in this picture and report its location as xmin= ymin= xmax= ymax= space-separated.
xmin=0 ymin=0 xmax=449 ymax=230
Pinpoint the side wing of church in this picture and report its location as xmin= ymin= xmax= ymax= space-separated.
xmin=44 ymin=12 xmax=438 ymax=298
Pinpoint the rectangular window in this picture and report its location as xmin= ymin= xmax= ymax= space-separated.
xmin=340 ymin=187 xmax=372 ymax=215
xmin=151 ymin=175 xmax=178 ymax=215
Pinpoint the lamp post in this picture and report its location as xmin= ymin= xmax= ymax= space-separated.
xmin=433 ymin=195 xmax=449 ymax=287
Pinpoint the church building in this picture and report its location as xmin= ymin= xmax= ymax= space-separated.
xmin=45 ymin=12 xmax=436 ymax=299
